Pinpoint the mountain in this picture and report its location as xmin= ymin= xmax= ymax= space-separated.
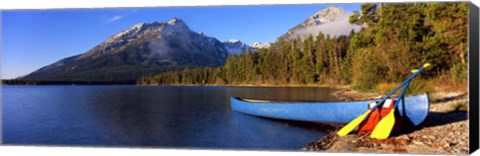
xmin=250 ymin=41 xmax=272 ymax=49
xmin=223 ymin=39 xmax=251 ymax=55
xmin=223 ymin=39 xmax=272 ymax=55
xmin=21 ymin=18 xmax=228 ymax=83
xmin=278 ymin=6 xmax=362 ymax=41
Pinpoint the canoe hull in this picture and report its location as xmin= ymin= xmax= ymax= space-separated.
xmin=230 ymin=93 xmax=430 ymax=125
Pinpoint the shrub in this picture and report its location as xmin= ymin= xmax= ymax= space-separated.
xmin=406 ymin=79 xmax=435 ymax=94
xmin=351 ymin=48 xmax=388 ymax=92
xmin=376 ymin=82 xmax=401 ymax=94
xmin=376 ymin=79 xmax=434 ymax=96
xmin=450 ymin=63 xmax=467 ymax=84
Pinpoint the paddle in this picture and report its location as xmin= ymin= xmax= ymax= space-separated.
xmin=371 ymin=64 xmax=431 ymax=139
xmin=370 ymin=80 xmax=411 ymax=139
xmin=337 ymin=63 xmax=430 ymax=137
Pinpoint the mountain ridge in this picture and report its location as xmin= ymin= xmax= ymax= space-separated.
xmin=18 ymin=7 xmax=358 ymax=84
xmin=21 ymin=18 xmax=228 ymax=83
xmin=222 ymin=39 xmax=271 ymax=55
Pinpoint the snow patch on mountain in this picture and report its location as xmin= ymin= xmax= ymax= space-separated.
xmin=223 ymin=39 xmax=249 ymax=55
xmin=223 ymin=40 xmax=271 ymax=55
xmin=291 ymin=12 xmax=360 ymax=38
xmin=250 ymin=41 xmax=272 ymax=49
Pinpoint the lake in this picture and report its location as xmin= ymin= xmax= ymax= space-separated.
xmin=2 ymin=85 xmax=338 ymax=150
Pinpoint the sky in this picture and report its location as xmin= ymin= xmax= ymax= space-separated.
xmin=1 ymin=3 xmax=361 ymax=79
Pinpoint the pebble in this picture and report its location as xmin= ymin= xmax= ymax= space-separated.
xmin=443 ymin=143 xmax=450 ymax=148
xmin=412 ymin=140 xmax=424 ymax=145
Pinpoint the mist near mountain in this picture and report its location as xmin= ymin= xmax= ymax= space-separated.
xmin=289 ymin=12 xmax=361 ymax=38
xmin=278 ymin=6 xmax=363 ymax=41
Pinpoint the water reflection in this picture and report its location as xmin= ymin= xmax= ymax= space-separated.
xmin=3 ymin=86 xmax=337 ymax=150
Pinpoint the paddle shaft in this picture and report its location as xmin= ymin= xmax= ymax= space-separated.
xmin=370 ymin=66 xmax=427 ymax=111
xmin=393 ymin=81 xmax=411 ymax=109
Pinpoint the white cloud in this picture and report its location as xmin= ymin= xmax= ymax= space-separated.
xmin=106 ymin=15 xmax=124 ymax=23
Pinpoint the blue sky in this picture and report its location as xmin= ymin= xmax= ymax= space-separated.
xmin=1 ymin=3 xmax=360 ymax=79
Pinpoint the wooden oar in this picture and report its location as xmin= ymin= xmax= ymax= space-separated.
xmin=370 ymin=81 xmax=411 ymax=139
xmin=337 ymin=63 xmax=430 ymax=137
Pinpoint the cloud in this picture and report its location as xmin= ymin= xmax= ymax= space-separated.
xmin=106 ymin=15 xmax=124 ymax=23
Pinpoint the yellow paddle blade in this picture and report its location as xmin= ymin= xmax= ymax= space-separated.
xmin=337 ymin=110 xmax=371 ymax=137
xmin=370 ymin=110 xmax=396 ymax=139
xmin=412 ymin=63 xmax=431 ymax=73
xmin=424 ymin=63 xmax=431 ymax=68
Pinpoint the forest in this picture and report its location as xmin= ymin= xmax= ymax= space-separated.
xmin=139 ymin=3 xmax=468 ymax=92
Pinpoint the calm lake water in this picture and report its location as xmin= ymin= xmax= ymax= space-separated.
xmin=2 ymin=85 xmax=338 ymax=150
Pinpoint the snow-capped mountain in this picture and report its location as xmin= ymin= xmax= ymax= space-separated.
xmin=223 ymin=39 xmax=271 ymax=55
xmin=250 ymin=41 xmax=272 ymax=49
xmin=278 ymin=6 xmax=362 ymax=41
xmin=304 ymin=6 xmax=346 ymax=26
xmin=223 ymin=39 xmax=250 ymax=55
xmin=22 ymin=18 xmax=228 ymax=83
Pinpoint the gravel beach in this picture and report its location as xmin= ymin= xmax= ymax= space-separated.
xmin=302 ymin=88 xmax=469 ymax=155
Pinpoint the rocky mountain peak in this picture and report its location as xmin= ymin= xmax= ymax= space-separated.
xmin=250 ymin=42 xmax=262 ymax=48
xmin=278 ymin=6 xmax=360 ymax=41
xmin=166 ymin=18 xmax=189 ymax=29
xmin=160 ymin=18 xmax=191 ymax=36
xmin=305 ymin=6 xmax=345 ymax=26
xmin=250 ymin=41 xmax=272 ymax=49
xmin=223 ymin=39 xmax=271 ymax=55
xmin=226 ymin=39 xmax=241 ymax=43
xmin=132 ymin=22 xmax=146 ymax=29
xmin=167 ymin=18 xmax=182 ymax=24
xmin=223 ymin=39 xmax=249 ymax=55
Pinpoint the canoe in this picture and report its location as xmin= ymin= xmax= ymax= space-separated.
xmin=230 ymin=93 xmax=430 ymax=125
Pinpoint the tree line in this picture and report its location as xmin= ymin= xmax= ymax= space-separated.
xmin=139 ymin=3 xmax=468 ymax=91
xmin=138 ymin=32 xmax=351 ymax=86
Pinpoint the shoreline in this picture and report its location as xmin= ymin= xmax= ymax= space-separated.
xmin=302 ymin=88 xmax=469 ymax=154
xmin=3 ymin=81 xmax=344 ymax=88
xmin=141 ymin=83 xmax=348 ymax=88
